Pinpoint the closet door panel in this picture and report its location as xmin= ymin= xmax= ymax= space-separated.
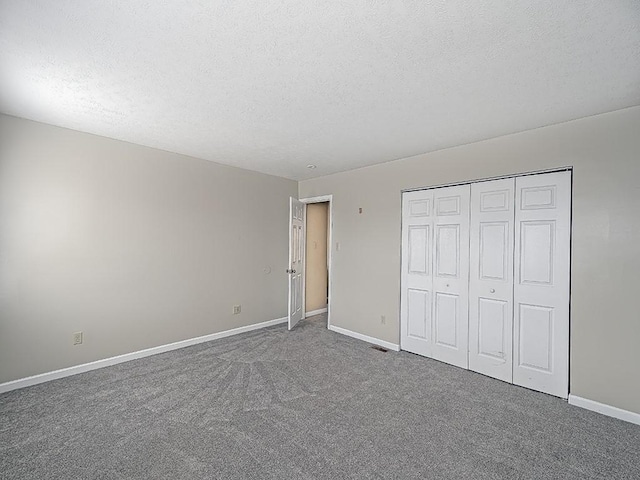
xmin=431 ymin=184 xmax=471 ymax=369
xmin=513 ymin=171 xmax=571 ymax=398
xmin=469 ymin=178 xmax=515 ymax=382
xmin=401 ymin=190 xmax=435 ymax=357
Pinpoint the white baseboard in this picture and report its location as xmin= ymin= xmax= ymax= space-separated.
xmin=0 ymin=316 xmax=287 ymax=394
xmin=305 ymin=307 xmax=328 ymax=318
xmin=329 ymin=325 xmax=400 ymax=352
xmin=569 ymin=394 xmax=640 ymax=426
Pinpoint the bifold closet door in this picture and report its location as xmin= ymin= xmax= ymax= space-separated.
xmin=400 ymin=185 xmax=470 ymax=368
xmin=431 ymin=185 xmax=471 ymax=369
xmin=513 ymin=171 xmax=571 ymax=398
xmin=400 ymin=189 xmax=435 ymax=358
xmin=402 ymin=172 xmax=571 ymax=398
xmin=468 ymin=178 xmax=515 ymax=383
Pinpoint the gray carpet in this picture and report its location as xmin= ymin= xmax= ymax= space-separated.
xmin=1 ymin=314 xmax=639 ymax=479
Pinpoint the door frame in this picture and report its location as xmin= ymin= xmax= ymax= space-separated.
xmin=299 ymin=195 xmax=333 ymax=329
xmin=401 ymin=166 xmax=573 ymax=193
xmin=399 ymin=167 xmax=573 ymax=394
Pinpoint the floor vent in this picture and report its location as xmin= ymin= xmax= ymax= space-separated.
xmin=371 ymin=345 xmax=388 ymax=352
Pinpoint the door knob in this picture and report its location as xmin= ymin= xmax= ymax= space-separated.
xmin=490 ymin=288 xmax=495 ymax=293
xmin=286 ymin=269 xmax=296 ymax=274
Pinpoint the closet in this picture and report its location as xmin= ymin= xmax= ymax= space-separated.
xmin=400 ymin=171 xmax=571 ymax=398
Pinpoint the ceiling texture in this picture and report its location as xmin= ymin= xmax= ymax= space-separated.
xmin=1 ymin=1 xmax=639 ymax=180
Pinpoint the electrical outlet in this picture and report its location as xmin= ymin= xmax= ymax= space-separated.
xmin=380 ymin=315 xmax=386 ymax=325
xmin=73 ymin=331 xmax=83 ymax=345
xmin=233 ymin=305 xmax=241 ymax=315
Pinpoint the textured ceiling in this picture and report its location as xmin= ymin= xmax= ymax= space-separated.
xmin=1 ymin=1 xmax=639 ymax=180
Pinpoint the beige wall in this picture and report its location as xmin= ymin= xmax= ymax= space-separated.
xmin=299 ymin=106 xmax=640 ymax=414
xmin=305 ymin=202 xmax=328 ymax=312
xmin=0 ymin=114 xmax=297 ymax=384
xmin=3 ymin=107 xmax=639 ymax=414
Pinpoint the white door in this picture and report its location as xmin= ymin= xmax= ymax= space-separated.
xmin=469 ymin=178 xmax=515 ymax=382
xmin=513 ymin=171 xmax=571 ymax=398
xmin=431 ymin=185 xmax=471 ymax=369
xmin=288 ymin=198 xmax=305 ymax=330
xmin=400 ymin=189 xmax=435 ymax=357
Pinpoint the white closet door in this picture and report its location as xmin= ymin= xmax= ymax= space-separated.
xmin=400 ymin=189 xmax=435 ymax=357
xmin=431 ymin=185 xmax=471 ymax=369
xmin=469 ymin=178 xmax=515 ymax=382
xmin=513 ymin=171 xmax=571 ymax=398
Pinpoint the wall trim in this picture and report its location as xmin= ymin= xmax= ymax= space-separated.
xmin=329 ymin=325 xmax=400 ymax=352
xmin=0 ymin=316 xmax=287 ymax=394
xmin=305 ymin=307 xmax=328 ymax=318
xmin=569 ymin=394 xmax=640 ymax=426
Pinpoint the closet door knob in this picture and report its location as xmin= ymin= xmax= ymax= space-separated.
xmin=490 ymin=288 xmax=496 ymax=293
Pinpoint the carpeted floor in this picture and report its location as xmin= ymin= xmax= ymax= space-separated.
xmin=1 ymin=314 xmax=639 ymax=479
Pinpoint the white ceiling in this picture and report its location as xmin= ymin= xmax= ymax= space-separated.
xmin=1 ymin=1 xmax=639 ymax=180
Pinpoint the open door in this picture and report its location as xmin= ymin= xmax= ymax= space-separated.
xmin=288 ymin=197 xmax=305 ymax=330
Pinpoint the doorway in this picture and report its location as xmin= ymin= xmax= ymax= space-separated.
xmin=300 ymin=195 xmax=333 ymax=329
xmin=304 ymin=202 xmax=329 ymax=315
